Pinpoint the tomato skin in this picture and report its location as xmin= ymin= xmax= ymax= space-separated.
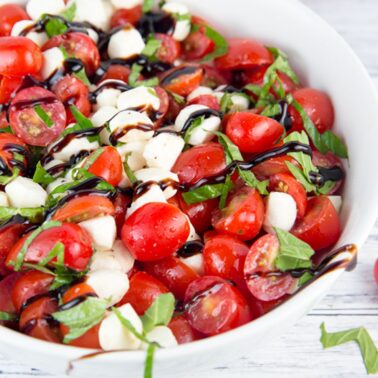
xmin=100 ymin=65 xmax=132 ymax=83
xmin=182 ymin=30 xmax=215 ymax=61
xmin=52 ymin=196 xmax=115 ymax=223
xmin=0 ymin=37 xmax=43 ymax=77
xmin=0 ymin=75 xmax=24 ymax=105
xmin=269 ymin=173 xmax=307 ymax=218
xmin=154 ymin=87 xmax=170 ymax=128
xmin=226 ymin=112 xmax=284 ymax=154
xmin=118 ymin=271 xmax=169 ymax=315
xmin=374 ymin=260 xmax=378 ymax=286
xmin=292 ymin=196 xmax=341 ymax=251
xmin=289 ymin=88 xmax=334 ymax=133
xmin=184 ymin=276 xmax=252 ymax=336
xmin=155 ymin=33 xmax=181 ymax=64
xmin=252 ymin=156 xmax=300 ymax=179
xmin=215 ymin=38 xmax=273 ymax=70
xmin=0 ymin=4 xmax=30 ymax=37
xmin=143 ymin=256 xmax=199 ymax=300
xmin=188 ymin=94 xmax=220 ymax=111
xmin=248 ymin=295 xmax=287 ymax=319
xmin=6 ymin=223 xmax=93 ymax=272
xmin=0 ymin=273 xmax=23 ymax=317
xmin=201 ymin=64 xmax=228 ymax=88
xmin=110 ymin=6 xmax=142 ymax=27
xmin=172 ymin=143 xmax=226 ymax=185
xmin=114 ymin=192 xmax=131 ymax=236
xmin=122 ymin=203 xmax=190 ymax=262
xmin=212 ymin=186 xmax=265 ymax=241
xmin=12 ymin=271 xmax=54 ymax=312
xmin=168 ymin=315 xmax=202 ymax=344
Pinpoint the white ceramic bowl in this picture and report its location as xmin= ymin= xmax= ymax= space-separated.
xmin=1 ymin=0 xmax=378 ymax=377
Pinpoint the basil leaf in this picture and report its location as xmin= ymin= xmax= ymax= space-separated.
xmin=142 ymin=0 xmax=154 ymax=13
xmin=53 ymin=297 xmax=107 ymax=343
xmin=61 ymin=1 xmax=77 ymax=21
xmin=81 ymin=148 xmax=104 ymax=170
xmin=172 ymin=13 xmax=191 ymax=22
xmin=129 ymin=64 xmax=159 ymax=87
xmin=34 ymin=105 xmax=54 ymax=127
xmin=124 ymin=153 xmax=138 ymax=185
xmin=261 ymin=103 xmax=281 ymax=117
xmin=65 ymin=105 xmax=99 ymax=143
xmin=44 ymin=3 xmax=76 ymax=37
xmin=317 ymin=180 xmax=336 ymax=195
xmin=144 ymin=343 xmax=156 ymax=378
xmin=320 ymin=323 xmax=378 ymax=374
xmin=0 ymin=168 xmax=20 ymax=185
xmin=8 ymin=221 xmax=62 ymax=271
xmin=0 ymin=311 xmax=17 ymax=322
xmin=219 ymin=175 xmax=232 ymax=209
xmin=297 ymin=272 xmax=314 ymax=286
xmin=265 ymin=48 xmax=300 ymax=85
xmin=0 ymin=206 xmax=44 ymax=224
xmin=167 ymin=91 xmax=185 ymax=105
xmin=199 ymin=25 xmax=228 ymax=62
xmin=244 ymin=84 xmax=263 ymax=97
xmin=33 ymin=162 xmax=55 ymax=185
xmin=37 ymin=242 xmax=65 ymax=267
xmin=0 ymin=126 xmax=13 ymax=134
xmin=285 ymin=161 xmax=316 ymax=193
xmin=141 ymin=293 xmax=175 ymax=333
xmin=321 ymin=130 xmax=349 ymax=159
xmin=74 ymin=68 xmax=91 ymax=86
xmin=184 ymin=116 xmax=205 ymax=144
xmin=182 ymin=183 xmax=228 ymax=204
xmin=220 ymin=93 xmax=233 ymax=114
xmin=142 ymin=35 xmax=162 ymax=58
xmin=274 ymin=227 xmax=314 ymax=271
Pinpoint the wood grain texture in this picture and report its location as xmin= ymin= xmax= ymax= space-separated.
xmin=1 ymin=0 xmax=378 ymax=377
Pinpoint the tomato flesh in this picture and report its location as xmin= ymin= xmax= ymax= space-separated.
xmin=168 ymin=315 xmax=202 ymax=344
xmin=110 ymin=6 xmax=142 ymax=27
xmin=0 ymin=4 xmax=29 ymax=37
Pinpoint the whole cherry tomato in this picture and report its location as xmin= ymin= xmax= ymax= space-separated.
xmin=155 ymin=33 xmax=181 ymax=64
xmin=0 ymin=4 xmax=30 ymax=37
xmin=110 ymin=6 xmax=143 ymax=27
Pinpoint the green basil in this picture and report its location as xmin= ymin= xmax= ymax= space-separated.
xmin=0 ymin=206 xmax=44 ymax=224
xmin=124 ymin=153 xmax=138 ymax=185
xmin=44 ymin=2 xmax=77 ymax=37
xmin=81 ymin=148 xmax=104 ymax=170
xmin=144 ymin=343 xmax=156 ymax=378
xmin=182 ymin=183 xmax=230 ymax=204
xmin=219 ymin=175 xmax=232 ymax=209
xmin=34 ymin=105 xmax=54 ymax=128
xmin=297 ymin=272 xmax=314 ymax=286
xmin=167 ymin=91 xmax=185 ymax=105
xmin=0 ymin=168 xmax=19 ymax=185
xmin=33 ymin=162 xmax=55 ymax=185
xmin=285 ymin=161 xmax=316 ymax=193
xmin=74 ymin=68 xmax=91 ymax=86
xmin=261 ymin=103 xmax=282 ymax=117
xmin=220 ymin=93 xmax=233 ymax=114
xmin=184 ymin=116 xmax=205 ymax=144
xmin=0 ymin=311 xmax=17 ymax=322
xmin=142 ymin=0 xmax=154 ymax=13
xmin=129 ymin=64 xmax=159 ymax=87
xmin=142 ymin=36 xmax=162 ymax=58
xmin=196 ymin=25 xmax=228 ymax=62
xmin=0 ymin=126 xmax=14 ymax=134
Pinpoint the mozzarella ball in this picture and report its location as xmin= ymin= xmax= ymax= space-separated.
xmin=187 ymin=86 xmax=213 ymax=101
xmin=0 ymin=192 xmax=9 ymax=207
xmin=111 ymin=0 xmax=143 ymax=9
xmin=108 ymin=27 xmax=145 ymax=59
xmin=11 ymin=20 xmax=48 ymax=46
xmin=5 ymin=177 xmax=47 ymax=208
xmin=41 ymin=47 xmax=65 ymax=81
xmin=117 ymin=140 xmax=147 ymax=171
xmin=117 ymin=86 xmax=160 ymax=113
xmin=72 ymin=0 xmax=112 ymax=30
xmin=180 ymin=254 xmax=204 ymax=276
xmin=328 ymin=195 xmax=342 ymax=213
xmin=142 ymin=326 xmax=178 ymax=349
xmin=162 ymin=2 xmax=191 ymax=41
xmin=95 ymin=88 xmax=122 ymax=110
xmin=51 ymin=137 xmax=99 ymax=162
xmin=26 ymin=0 xmax=65 ymax=20
xmin=112 ymin=240 xmax=135 ymax=273
xmin=90 ymin=250 xmax=123 ymax=272
xmin=46 ymin=177 xmax=71 ymax=194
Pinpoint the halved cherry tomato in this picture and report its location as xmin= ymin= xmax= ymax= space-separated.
xmin=289 ymin=88 xmax=334 ymax=133
xmin=269 ymin=173 xmax=307 ymax=218
xmin=215 ymin=39 xmax=273 ymax=70
xmin=226 ymin=112 xmax=284 ymax=154
xmin=114 ymin=192 xmax=131 ymax=235
xmin=0 ymin=4 xmax=29 ymax=37
xmin=212 ymin=186 xmax=264 ymax=241
xmin=0 ymin=273 xmax=22 ymax=318
xmin=188 ymin=94 xmax=220 ymax=111
xmin=52 ymin=196 xmax=115 ymax=223
xmin=143 ymin=256 xmax=199 ymax=300
xmin=86 ymin=146 xmax=123 ymax=186
xmin=155 ymin=33 xmax=181 ymax=64
xmin=160 ymin=64 xmax=203 ymax=97
xmin=0 ymin=37 xmax=43 ymax=77
xmin=0 ymin=133 xmax=28 ymax=173
xmin=12 ymin=271 xmax=54 ymax=312
xmin=252 ymin=156 xmax=300 ymax=179
xmin=42 ymin=32 xmax=100 ymax=75
xmin=100 ymin=65 xmax=132 ymax=83
xmin=154 ymin=87 xmax=170 ymax=128
xmin=201 ymin=64 xmax=228 ymax=88
xmin=110 ymin=6 xmax=143 ymax=27
xmin=168 ymin=315 xmax=202 ymax=344
xmin=184 ymin=276 xmax=252 ymax=336
xmin=248 ymin=295 xmax=287 ymax=319
xmin=6 ymin=223 xmax=93 ymax=272
xmin=244 ymin=234 xmax=298 ymax=301
xmin=9 ymin=87 xmax=67 ymax=146
xmin=182 ymin=30 xmax=215 ymax=61
xmin=165 ymin=90 xmax=183 ymax=123
xmin=172 ymin=142 xmax=226 ymax=185
xmin=122 ymin=203 xmax=190 ymax=261
xmin=118 ymin=271 xmax=169 ymax=315
xmin=292 ymin=196 xmax=341 ymax=251
xmin=0 ymin=75 xmax=24 ymax=105
xmin=52 ymin=75 xmax=91 ymax=124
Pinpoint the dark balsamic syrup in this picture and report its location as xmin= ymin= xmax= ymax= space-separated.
xmin=177 ymin=240 xmax=204 ymax=258
xmin=160 ymin=65 xmax=201 ymax=86
xmin=136 ymin=11 xmax=175 ymax=37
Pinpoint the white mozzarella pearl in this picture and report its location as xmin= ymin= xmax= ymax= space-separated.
xmin=142 ymin=326 xmax=178 ymax=349
xmin=91 ymin=106 xmax=119 ymax=145
xmin=112 ymin=240 xmax=135 ymax=274
xmin=79 ymin=216 xmax=117 ymax=251
xmin=328 ymin=195 xmax=342 ymax=213
xmin=51 ymin=137 xmax=99 ymax=162
xmin=90 ymin=250 xmax=124 ymax=273
xmin=143 ymin=133 xmax=185 ymax=170
xmin=99 ymin=304 xmax=143 ymax=351
xmin=108 ymin=27 xmax=145 ymax=59
xmin=111 ymin=0 xmax=142 ymax=9
xmin=95 ymin=89 xmax=122 ymax=110
xmin=117 ymin=140 xmax=147 ymax=171
xmin=86 ymin=269 xmax=129 ymax=307
xmin=42 ymin=159 xmax=65 ymax=172
xmin=215 ymin=90 xmax=249 ymax=112
xmin=26 ymin=0 xmax=65 ymax=20
xmin=180 ymin=254 xmax=204 ymax=276
xmin=162 ymin=2 xmax=191 ymax=41
xmin=263 ymin=192 xmax=297 ymax=233
xmin=11 ymin=20 xmax=48 ymax=46
xmin=187 ymin=86 xmax=213 ymax=101
xmin=72 ymin=0 xmax=112 ymax=31
xmin=0 ymin=192 xmax=9 ymax=207
xmin=87 ymin=28 xmax=99 ymax=43
xmin=5 ymin=177 xmax=47 ymax=208
xmin=117 ymin=86 xmax=160 ymax=112
xmin=186 ymin=217 xmax=200 ymax=241
xmin=41 ymin=48 xmax=65 ymax=81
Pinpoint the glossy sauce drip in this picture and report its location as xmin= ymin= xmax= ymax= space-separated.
xmin=0 ymin=214 xmax=27 ymax=232
xmin=185 ymin=283 xmax=223 ymax=310
xmin=89 ymin=80 xmax=132 ymax=103
xmin=133 ymin=178 xmax=179 ymax=199
xmin=310 ymin=166 xmax=345 ymax=186
xmin=10 ymin=96 xmax=58 ymax=112
xmin=109 ymin=123 xmax=152 ymax=146
xmin=177 ymin=240 xmax=204 ymax=258
xmin=181 ymin=108 xmax=221 ymax=134
xmin=58 ymin=293 xmax=97 ymax=312
xmin=221 ymin=85 xmax=243 ymax=93
xmin=136 ymin=11 xmax=175 ymax=37
xmin=160 ymin=65 xmax=201 ymax=86
xmin=0 ymin=156 xmax=11 ymax=176
xmin=273 ymin=100 xmax=292 ymax=131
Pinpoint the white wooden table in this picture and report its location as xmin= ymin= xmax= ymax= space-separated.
xmin=1 ymin=0 xmax=378 ymax=377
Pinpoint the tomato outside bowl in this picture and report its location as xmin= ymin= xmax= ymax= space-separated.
xmin=1 ymin=0 xmax=378 ymax=377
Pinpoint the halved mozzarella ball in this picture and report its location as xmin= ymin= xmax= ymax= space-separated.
xmin=41 ymin=47 xmax=65 ymax=81
xmin=99 ymin=304 xmax=143 ymax=351
xmin=187 ymin=86 xmax=214 ymax=101
xmin=117 ymin=86 xmax=160 ymax=113
xmin=214 ymin=90 xmax=249 ymax=112
xmin=79 ymin=216 xmax=117 ymax=251
xmin=0 ymin=192 xmax=9 ymax=207
xmin=108 ymin=27 xmax=145 ymax=59
xmin=26 ymin=0 xmax=65 ymax=20
xmin=112 ymin=240 xmax=135 ymax=273
xmin=135 ymin=168 xmax=179 ymax=199
xmin=87 ymin=28 xmax=99 ymax=43
xmin=142 ymin=326 xmax=178 ymax=349
xmin=162 ymin=2 xmax=191 ymax=41
xmin=46 ymin=177 xmax=71 ymax=194
xmin=95 ymin=88 xmax=122 ymax=110
xmin=91 ymin=106 xmax=119 ymax=145
xmin=90 ymin=250 xmax=124 ymax=273
xmin=86 ymin=269 xmax=129 ymax=306
xmin=72 ymin=0 xmax=112 ymax=30
xmin=51 ymin=137 xmax=99 ymax=162
xmin=180 ymin=254 xmax=204 ymax=276
xmin=143 ymin=133 xmax=185 ymax=170
xmin=11 ymin=20 xmax=48 ymax=46
xmin=5 ymin=177 xmax=47 ymax=208
xmin=328 ymin=195 xmax=342 ymax=214
xmin=174 ymin=105 xmax=221 ymax=146
xmin=187 ymin=218 xmax=200 ymax=241
xmin=263 ymin=192 xmax=297 ymax=233
xmin=111 ymin=0 xmax=142 ymax=9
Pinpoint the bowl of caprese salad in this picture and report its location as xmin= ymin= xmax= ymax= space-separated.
xmin=0 ymin=0 xmax=377 ymax=377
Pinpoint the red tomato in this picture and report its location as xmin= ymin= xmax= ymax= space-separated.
xmin=155 ymin=33 xmax=181 ymax=64
xmin=248 ymin=295 xmax=287 ymax=319
xmin=100 ymin=65 xmax=132 ymax=83
xmin=212 ymin=186 xmax=264 ymax=241
xmin=52 ymin=196 xmax=115 ymax=223
xmin=0 ymin=132 xmax=28 ymax=172
xmin=226 ymin=112 xmax=284 ymax=154
xmin=182 ymin=30 xmax=215 ymax=61
xmin=184 ymin=276 xmax=252 ymax=336
xmin=374 ymin=260 xmax=378 ymax=286
xmin=86 ymin=146 xmax=123 ymax=186
xmin=114 ymin=192 xmax=131 ymax=236
xmin=9 ymin=87 xmax=67 ymax=146
xmin=201 ymin=64 xmax=228 ymax=88
xmin=292 ymin=196 xmax=341 ymax=251
xmin=0 ymin=37 xmax=43 ymax=77
xmin=42 ymin=32 xmax=100 ymax=75
xmin=52 ymin=75 xmax=91 ymax=124
xmin=12 ymin=271 xmax=54 ymax=312
xmin=168 ymin=315 xmax=202 ymax=344
xmin=118 ymin=271 xmax=169 ymax=315
xmin=289 ymin=88 xmax=334 ymax=133
xmin=244 ymin=234 xmax=298 ymax=301
xmin=252 ymin=156 xmax=300 ymax=179
xmin=143 ymin=256 xmax=199 ymax=300
xmin=0 ymin=75 xmax=23 ymax=105
xmin=160 ymin=64 xmax=203 ymax=97
xmin=188 ymin=94 xmax=220 ymax=111
xmin=215 ymin=39 xmax=273 ymax=70
xmin=110 ymin=6 xmax=142 ymax=27
xmin=269 ymin=173 xmax=307 ymax=218
xmin=0 ymin=4 xmax=29 ymax=37
xmin=7 ymin=223 xmax=93 ymax=272
xmin=154 ymin=87 xmax=170 ymax=128
xmin=172 ymin=143 xmax=226 ymax=185
xmin=203 ymin=234 xmax=249 ymax=291
xmin=0 ymin=273 xmax=22 ymax=317
xmin=122 ymin=203 xmax=190 ymax=261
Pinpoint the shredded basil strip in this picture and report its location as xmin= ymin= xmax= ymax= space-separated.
xmin=184 ymin=116 xmax=205 ymax=144
xmin=142 ymin=36 xmax=162 ymax=58
xmin=182 ymin=183 xmax=230 ymax=205
xmin=129 ymin=64 xmax=159 ymax=87
xmin=124 ymin=153 xmax=138 ymax=185
xmin=142 ymin=0 xmax=154 ymax=13
xmin=0 ymin=311 xmax=17 ymax=322
xmin=0 ymin=206 xmax=44 ymax=224
xmin=33 ymin=162 xmax=55 ymax=185
xmin=34 ymin=105 xmax=54 ymax=128
xmin=44 ymin=2 xmax=77 ymax=37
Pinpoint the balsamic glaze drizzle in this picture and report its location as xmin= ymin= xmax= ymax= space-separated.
xmin=177 ymin=240 xmax=204 ymax=258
